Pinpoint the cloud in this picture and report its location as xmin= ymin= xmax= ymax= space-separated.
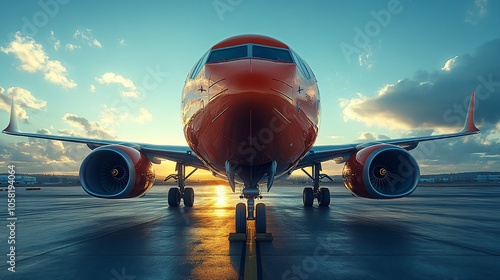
xmin=89 ymin=84 xmax=96 ymax=93
xmin=0 ymin=86 xmax=47 ymax=123
xmin=1 ymin=32 xmax=77 ymax=89
xmin=441 ymin=56 xmax=458 ymax=72
xmin=74 ymin=28 xmax=102 ymax=48
xmin=135 ymin=108 xmax=153 ymax=123
xmin=409 ymin=126 xmax=500 ymax=174
xmin=62 ymin=113 xmax=115 ymax=139
xmin=341 ymin=38 xmax=500 ymax=133
xmin=357 ymin=132 xmax=390 ymax=141
xmin=357 ymin=45 xmax=375 ymax=69
xmin=95 ymin=72 xmax=142 ymax=98
xmin=65 ymin=43 xmax=80 ymax=52
xmin=98 ymin=105 xmax=153 ymax=128
xmin=49 ymin=31 xmax=60 ymax=51
xmin=0 ymin=129 xmax=88 ymax=174
xmin=466 ymin=0 xmax=488 ymax=25
xmin=118 ymin=39 xmax=126 ymax=46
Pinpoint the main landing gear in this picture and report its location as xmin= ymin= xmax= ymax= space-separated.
xmin=165 ymin=163 xmax=198 ymax=207
xmin=301 ymin=163 xmax=333 ymax=207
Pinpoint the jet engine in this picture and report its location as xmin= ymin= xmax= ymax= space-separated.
xmin=342 ymin=144 xmax=420 ymax=199
xmin=79 ymin=145 xmax=155 ymax=198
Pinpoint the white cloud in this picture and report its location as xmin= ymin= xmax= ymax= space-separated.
xmin=49 ymin=31 xmax=60 ymax=51
xmin=62 ymin=113 xmax=115 ymax=139
xmin=341 ymin=38 xmax=500 ymax=132
xmin=95 ymin=72 xmax=141 ymax=98
xmin=0 ymin=128 xmax=89 ymax=174
xmin=74 ymin=28 xmax=102 ymax=48
xmin=441 ymin=56 xmax=458 ymax=72
xmin=99 ymin=105 xmax=153 ymax=128
xmin=135 ymin=108 xmax=153 ymax=123
xmin=118 ymin=39 xmax=126 ymax=46
xmin=357 ymin=45 xmax=375 ymax=69
xmin=89 ymin=84 xmax=96 ymax=93
xmin=1 ymin=32 xmax=77 ymax=89
xmin=65 ymin=43 xmax=80 ymax=52
xmin=92 ymin=39 xmax=102 ymax=48
xmin=357 ymin=132 xmax=390 ymax=141
xmin=0 ymin=86 xmax=47 ymax=123
xmin=466 ymin=0 xmax=488 ymax=25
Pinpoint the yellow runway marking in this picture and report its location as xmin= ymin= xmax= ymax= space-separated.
xmin=244 ymin=221 xmax=258 ymax=280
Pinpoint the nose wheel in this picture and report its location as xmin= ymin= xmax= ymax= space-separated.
xmin=230 ymin=187 xmax=272 ymax=241
xmin=235 ymin=203 xmax=246 ymax=233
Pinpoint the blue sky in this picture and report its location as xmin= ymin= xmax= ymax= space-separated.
xmin=0 ymin=0 xmax=499 ymax=176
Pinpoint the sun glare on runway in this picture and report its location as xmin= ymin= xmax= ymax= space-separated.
xmin=214 ymin=185 xmax=227 ymax=206
xmin=213 ymin=185 xmax=231 ymax=217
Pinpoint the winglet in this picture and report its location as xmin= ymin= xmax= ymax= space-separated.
xmin=462 ymin=92 xmax=480 ymax=133
xmin=3 ymin=95 xmax=20 ymax=133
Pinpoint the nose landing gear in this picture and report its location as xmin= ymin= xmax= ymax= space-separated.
xmin=229 ymin=186 xmax=273 ymax=242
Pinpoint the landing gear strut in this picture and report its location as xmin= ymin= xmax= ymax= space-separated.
xmin=165 ymin=163 xmax=198 ymax=207
xmin=234 ymin=187 xmax=261 ymax=234
xmin=227 ymin=160 xmax=275 ymax=241
xmin=301 ymin=163 xmax=332 ymax=207
xmin=231 ymin=185 xmax=272 ymax=241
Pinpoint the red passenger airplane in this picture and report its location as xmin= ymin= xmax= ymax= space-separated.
xmin=3 ymin=34 xmax=479 ymax=238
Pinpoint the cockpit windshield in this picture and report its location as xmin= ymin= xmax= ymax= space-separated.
xmin=252 ymin=45 xmax=293 ymax=63
xmin=206 ymin=45 xmax=248 ymax=63
xmin=206 ymin=44 xmax=294 ymax=64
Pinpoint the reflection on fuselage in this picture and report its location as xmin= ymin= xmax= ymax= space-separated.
xmin=181 ymin=35 xmax=321 ymax=188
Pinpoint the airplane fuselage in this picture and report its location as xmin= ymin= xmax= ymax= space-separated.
xmin=181 ymin=35 xmax=320 ymax=187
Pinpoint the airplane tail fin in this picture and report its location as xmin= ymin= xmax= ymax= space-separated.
xmin=461 ymin=92 xmax=480 ymax=133
xmin=3 ymin=96 xmax=20 ymax=133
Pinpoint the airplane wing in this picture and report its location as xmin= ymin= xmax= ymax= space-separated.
xmin=2 ymin=97 xmax=206 ymax=169
xmin=296 ymin=92 xmax=480 ymax=169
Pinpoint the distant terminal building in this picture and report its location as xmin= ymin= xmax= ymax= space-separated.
xmin=419 ymin=178 xmax=435 ymax=183
xmin=0 ymin=175 xmax=38 ymax=185
xmin=476 ymin=174 xmax=500 ymax=183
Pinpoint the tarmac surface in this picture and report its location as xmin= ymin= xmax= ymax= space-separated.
xmin=1 ymin=183 xmax=499 ymax=279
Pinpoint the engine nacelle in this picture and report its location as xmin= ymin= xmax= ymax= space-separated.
xmin=79 ymin=145 xmax=155 ymax=198
xmin=342 ymin=144 xmax=420 ymax=199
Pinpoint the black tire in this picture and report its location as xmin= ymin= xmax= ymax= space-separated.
xmin=255 ymin=203 xmax=266 ymax=233
xmin=318 ymin=187 xmax=330 ymax=207
xmin=235 ymin=203 xmax=247 ymax=233
xmin=303 ymin=187 xmax=314 ymax=207
xmin=168 ymin=187 xmax=181 ymax=207
xmin=183 ymin=187 xmax=194 ymax=207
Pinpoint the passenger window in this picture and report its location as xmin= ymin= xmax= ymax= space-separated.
xmin=252 ymin=45 xmax=293 ymax=63
xmin=206 ymin=45 xmax=248 ymax=63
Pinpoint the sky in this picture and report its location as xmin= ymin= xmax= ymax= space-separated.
xmin=0 ymin=0 xmax=499 ymax=177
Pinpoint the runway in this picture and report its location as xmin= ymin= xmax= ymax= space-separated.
xmin=1 ymin=183 xmax=499 ymax=279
